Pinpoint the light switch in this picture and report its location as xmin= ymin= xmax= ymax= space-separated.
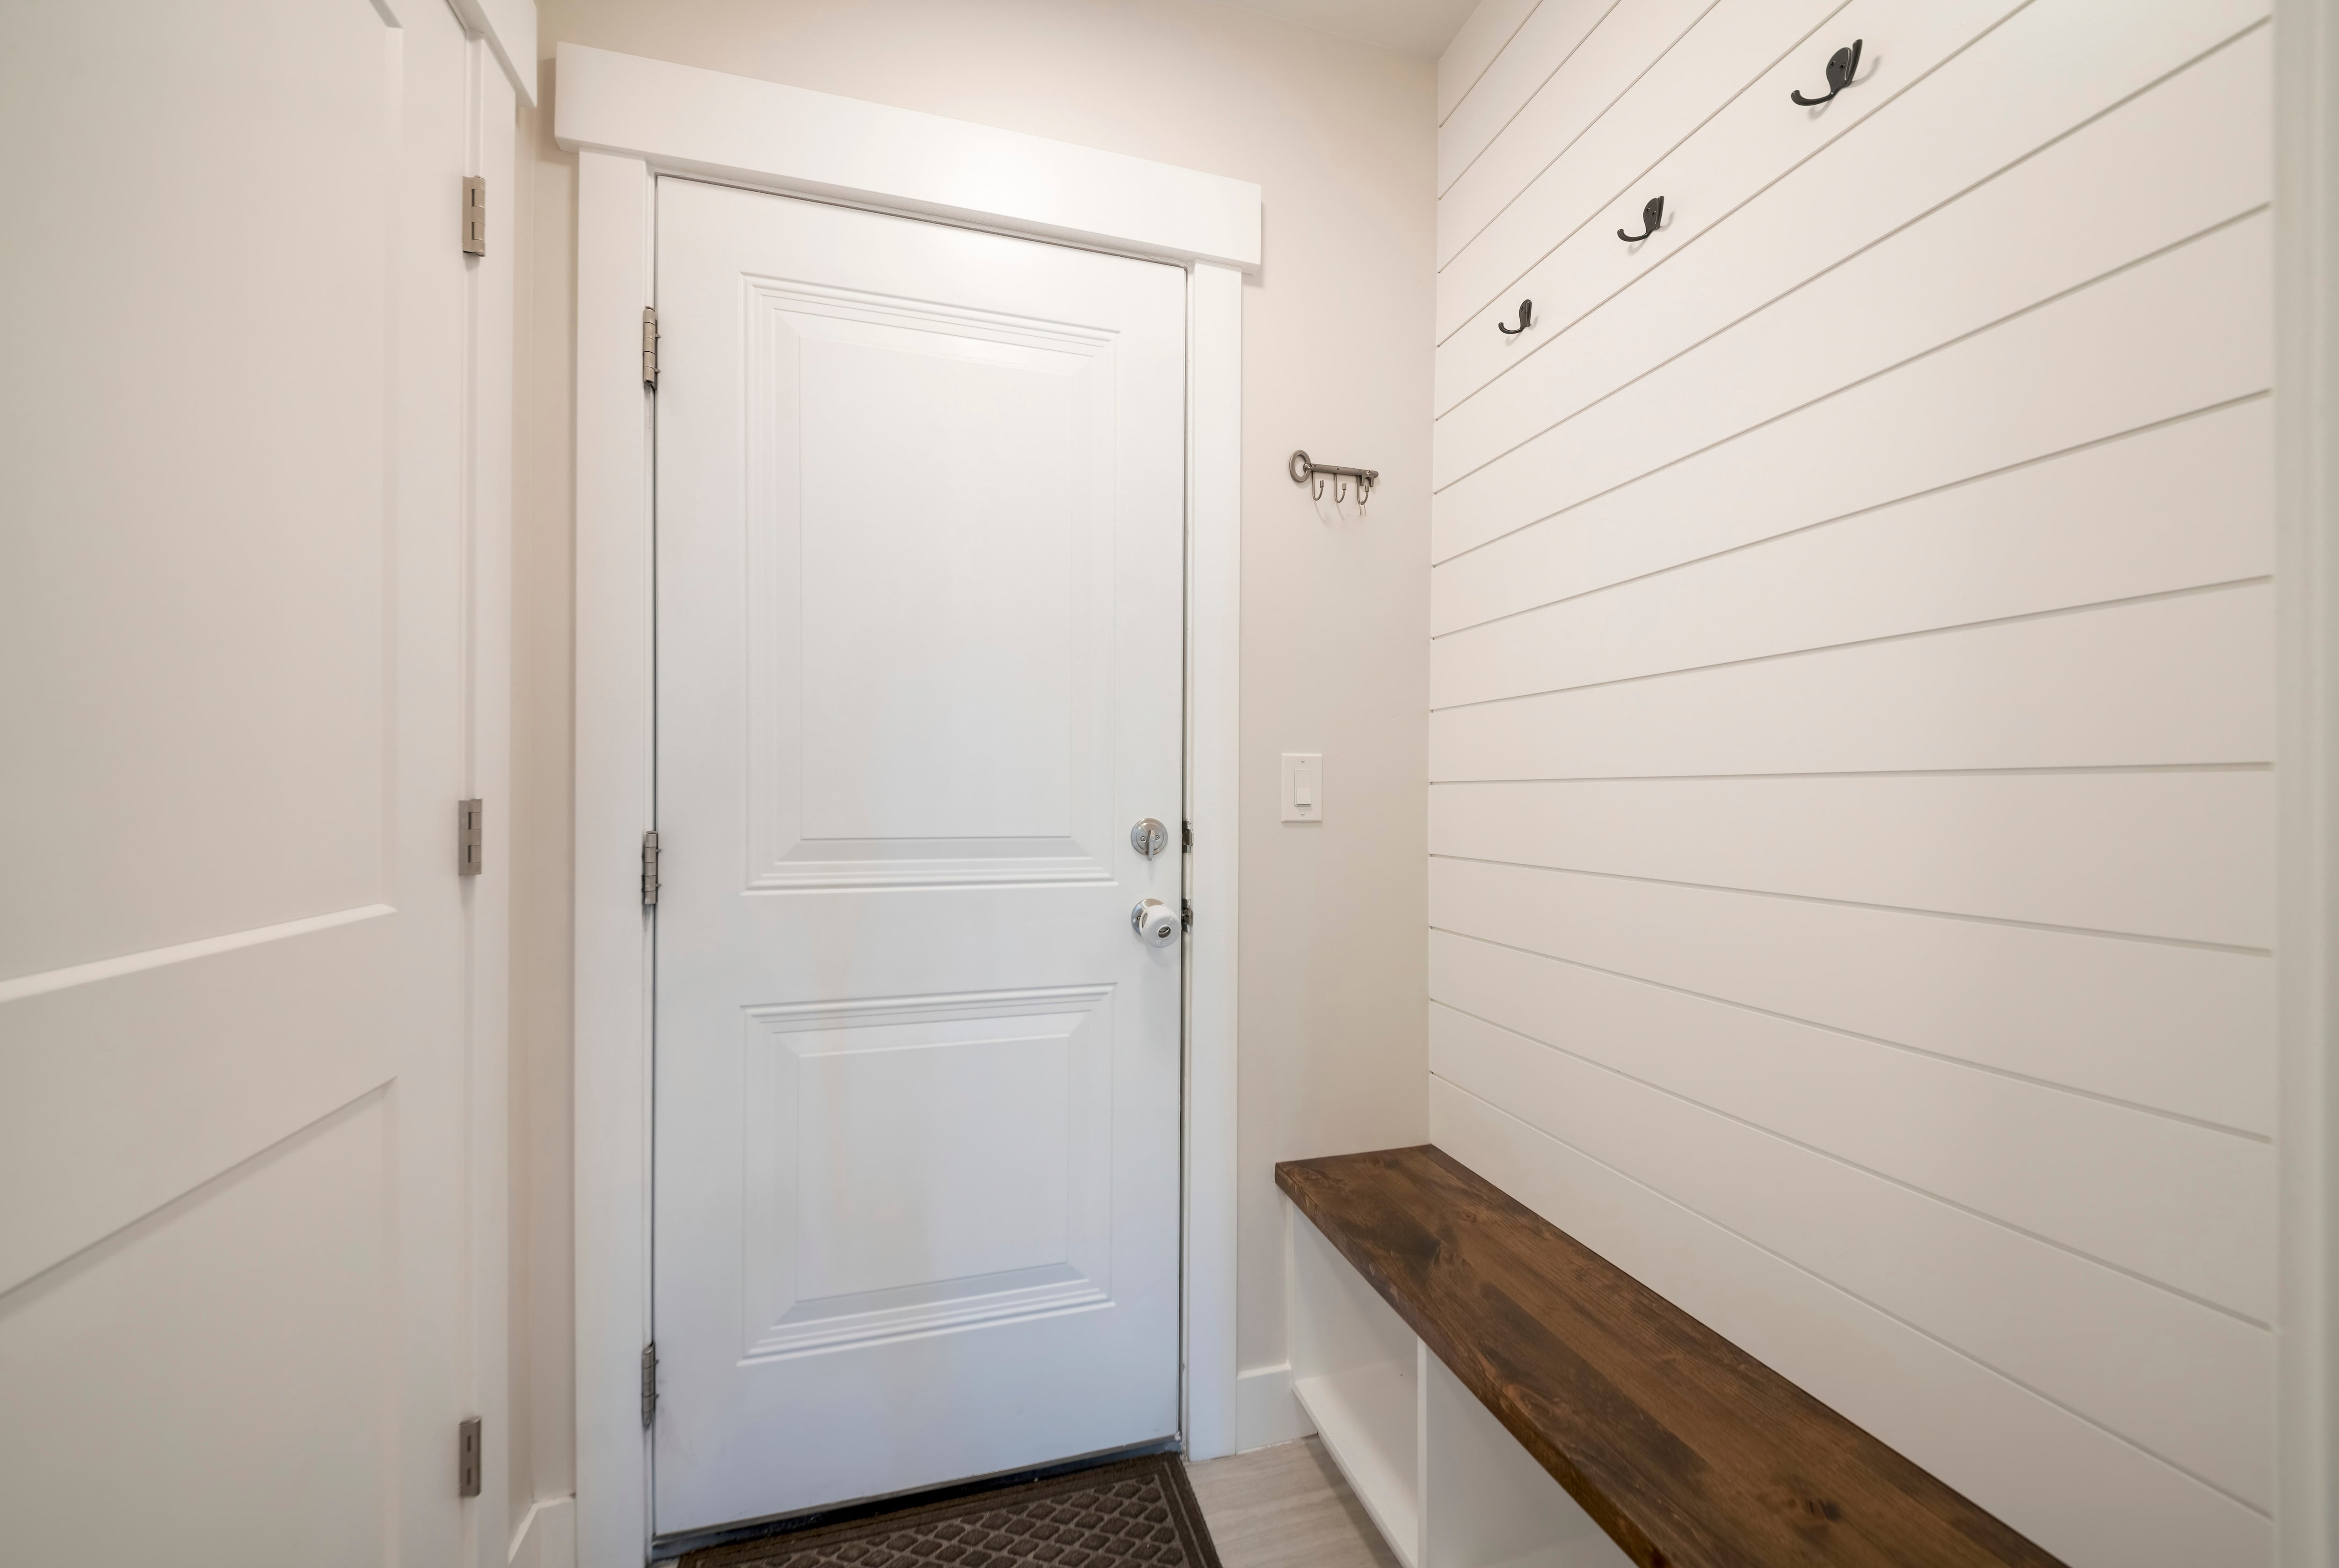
xmin=1280 ymin=753 xmax=1322 ymax=822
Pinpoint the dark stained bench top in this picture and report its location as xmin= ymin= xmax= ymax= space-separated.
xmin=1276 ymin=1146 xmax=2065 ymax=1568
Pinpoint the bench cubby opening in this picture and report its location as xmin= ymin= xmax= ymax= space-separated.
xmin=1289 ymin=1192 xmax=1629 ymax=1568
xmin=1291 ymin=1202 xmax=1423 ymax=1565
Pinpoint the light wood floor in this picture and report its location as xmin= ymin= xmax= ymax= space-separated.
xmin=1185 ymin=1437 xmax=1403 ymax=1568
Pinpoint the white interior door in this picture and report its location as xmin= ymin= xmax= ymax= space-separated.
xmin=0 ymin=2 xmax=489 ymax=1562
xmin=652 ymin=179 xmax=1188 ymax=1537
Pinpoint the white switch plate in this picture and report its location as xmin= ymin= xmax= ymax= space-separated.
xmin=1280 ymin=753 xmax=1322 ymax=822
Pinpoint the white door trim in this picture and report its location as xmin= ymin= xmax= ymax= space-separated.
xmin=448 ymin=0 xmax=538 ymax=107
xmin=555 ymin=44 xmax=1258 ymax=271
xmin=559 ymin=48 xmax=1252 ymax=1567
xmin=458 ymin=29 xmax=521 ymax=1568
xmin=2274 ymin=1 xmax=2339 ymax=1563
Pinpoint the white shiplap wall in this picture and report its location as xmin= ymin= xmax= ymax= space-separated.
xmin=1427 ymin=3 xmax=2274 ymax=1564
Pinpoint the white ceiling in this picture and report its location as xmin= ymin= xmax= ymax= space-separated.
xmin=1213 ymin=0 xmax=1482 ymax=59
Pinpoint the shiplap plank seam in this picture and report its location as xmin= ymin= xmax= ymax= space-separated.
xmin=1429 ymin=764 xmax=2274 ymax=782
xmin=1439 ymin=14 xmax=2268 ymax=479
xmin=1431 ymin=576 xmax=2269 ymax=713
xmin=1423 ymin=768 xmax=2274 ymax=944
xmin=1433 ymin=392 xmax=2271 ymax=639
xmin=1435 ymin=210 xmax=2272 ymax=564
xmin=1435 ymin=0 xmax=2044 ymax=348
xmin=1439 ymin=0 xmax=1848 ymax=278
xmin=1440 ymin=0 xmax=1722 ymax=233
xmin=1429 ymin=852 xmax=2273 ymax=956
xmin=1438 ymin=27 xmax=2271 ymax=492
xmin=1439 ymin=0 xmax=1632 ymax=196
xmin=1428 ymin=924 xmax=2268 ymax=1139
xmin=1427 ymin=855 xmax=2274 ymax=1132
xmin=1438 ymin=201 xmax=2267 ymax=523
xmin=1429 ymin=1004 xmax=2270 ymax=1357
xmin=1428 ymin=973 xmax=2273 ymax=1331
xmin=1436 ymin=3 xmax=2266 ymax=363
xmin=1431 ymin=591 xmax=2277 ymax=785
xmin=1435 ymin=0 xmax=2034 ymax=364
xmin=1429 ymin=360 xmax=2271 ymax=630
xmin=1439 ymin=0 xmax=1547 ymax=126
xmin=1425 ymin=1038 xmax=2274 ymax=1507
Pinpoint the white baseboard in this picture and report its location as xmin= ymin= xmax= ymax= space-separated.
xmin=509 ymin=1495 xmax=577 ymax=1568
xmin=1235 ymin=1361 xmax=1316 ymax=1453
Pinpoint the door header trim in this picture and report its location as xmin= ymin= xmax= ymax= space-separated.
xmin=553 ymin=44 xmax=1262 ymax=272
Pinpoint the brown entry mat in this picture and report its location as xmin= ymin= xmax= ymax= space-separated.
xmin=681 ymin=1452 xmax=1225 ymax=1568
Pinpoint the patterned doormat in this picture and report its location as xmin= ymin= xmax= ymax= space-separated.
xmin=680 ymin=1453 xmax=1225 ymax=1568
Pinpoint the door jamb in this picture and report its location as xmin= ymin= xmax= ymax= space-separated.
xmin=457 ymin=25 xmax=523 ymax=1568
xmin=2275 ymin=1 xmax=2339 ymax=1562
xmin=558 ymin=45 xmax=1257 ymax=1567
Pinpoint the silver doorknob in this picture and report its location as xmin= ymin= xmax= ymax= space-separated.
xmin=1131 ymin=818 xmax=1169 ymax=858
xmin=1131 ymin=898 xmax=1180 ymax=947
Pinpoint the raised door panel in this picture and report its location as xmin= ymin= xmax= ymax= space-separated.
xmin=739 ymin=988 xmax=1114 ymax=1358
xmin=744 ymin=282 xmax=1120 ymax=888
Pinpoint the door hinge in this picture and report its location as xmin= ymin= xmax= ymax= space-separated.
xmin=1181 ymin=820 xmax=1192 ymax=852
xmin=641 ymin=1342 xmax=659 ymax=1428
xmin=1181 ymin=898 xmax=1193 ymax=932
xmin=458 ymin=798 xmax=484 ymax=877
xmin=642 ymin=306 xmax=660 ymax=388
xmin=461 ymin=176 xmax=487 ymax=256
xmin=457 ymin=1416 xmax=483 ymax=1497
xmin=641 ymin=830 xmax=661 ymax=907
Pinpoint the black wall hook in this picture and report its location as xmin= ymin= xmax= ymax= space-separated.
xmin=1618 ymin=196 xmax=1664 ymax=244
xmin=1791 ymin=38 xmax=1862 ymax=106
xmin=1497 ymin=299 xmax=1534 ymax=335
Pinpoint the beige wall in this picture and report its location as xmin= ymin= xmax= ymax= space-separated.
xmin=508 ymin=0 xmax=1433 ymax=1507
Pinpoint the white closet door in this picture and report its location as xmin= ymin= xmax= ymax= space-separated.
xmin=0 ymin=2 xmax=486 ymax=1563
xmin=652 ymin=179 xmax=1187 ymax=1537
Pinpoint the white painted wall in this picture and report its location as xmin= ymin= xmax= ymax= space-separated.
xmin=1428 ymin=3 xmax=2275 ymax=1566
xmin=509 ymin=0 xmax=1435 ymax=1509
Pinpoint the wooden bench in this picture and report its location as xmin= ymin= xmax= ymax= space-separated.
xmin=1276 ymin=1146 xmax=2064 ymax=1568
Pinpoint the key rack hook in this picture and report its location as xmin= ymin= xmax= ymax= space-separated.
xmin=1497 ymin=298 xmax=1534 ymax=336
xmin=1290 ymin=450 xmax=1378 ymax=510
xmin=1618 ymin=195 xmax=1664 ymax=244
xmin=1791 ymin=38 xmax=1863 ymax=106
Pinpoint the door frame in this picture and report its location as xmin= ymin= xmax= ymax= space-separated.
xmin=2275 ymin=2 xmax=2339 ymax=1564
xmin=452 ymin=9 xmax=532 ymax=1567
xmin=557 ymin=44 xmax=1257 ymax=1567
